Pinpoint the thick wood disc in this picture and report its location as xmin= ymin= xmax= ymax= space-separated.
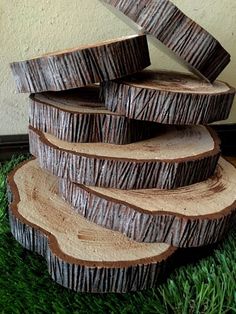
xmin=103 ymin=71 xmax=235 ymax=125
xmin=7 ymin=159 xmax=176 ymax=293
xmin=10 ymin=35 xmax=150 ymax=93
xmin=30 ymin=86 xmax=159 ymax=145
xmin=29 ymin=125 xmax=220 ymax=189
xmin=99 ymin=0 xmax=230 ymax=82
xmin=60 ymin=158 xmax=236 ymax=248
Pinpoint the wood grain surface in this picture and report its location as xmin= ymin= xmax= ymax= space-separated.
xmin=10 ymin=35 xmax=150 ymax=93
xmin=29 ymin=125 xmax=220 ymax=189
xmin=60 ymin=158 xmax=236 ymax=247
xmin=7 ymin=159 xmax=176 ymax=293
xmin=30 ymin=86 xmax=159 ymax=144
xmin=99 ymin=0 xmax=230 ymax=82
xmin=103 ymin=70 xmax=235 ymax=125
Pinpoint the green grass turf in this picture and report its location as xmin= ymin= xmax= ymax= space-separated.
xmin=0 ymin=155 xmax=236 ymax=314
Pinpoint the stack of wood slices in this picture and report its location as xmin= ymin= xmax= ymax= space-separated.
xmin=9 ymin=0 xmax=236 ymax=293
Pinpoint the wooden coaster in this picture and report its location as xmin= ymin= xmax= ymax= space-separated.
xmin=10 ymin=35 xmax=150 ymax=93
xmin=30 ymin=86 xmax=159 ymax=145
xmin=99 ymin=0 xmax=230 ymax=82
xmin=60 ymin=158 xmax=236 ymax=248
xmin=7 ymin=159 xmax=176 ymax=293
xmin=29 ymin=125 xmax=220 ymax=189
xmin=103 ymin=71 xmax=235 ymax=125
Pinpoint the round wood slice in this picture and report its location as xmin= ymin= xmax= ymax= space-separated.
xmin=60 ymin=158 xmax=236 ymax=248
xmin=30 ymin=86 xmax=159 ymax=145
xmin=103 ymin=70 xmax=236 ymax=125
xmin=29 ymin=125 xmax=220 ymax=189
xmin=10 ymin=35 xmax=150 ymax=93
xmin=7 ymin=159 xmax=176 ymax=293
xmin=99 ymin=0 xmax=231 ymax=82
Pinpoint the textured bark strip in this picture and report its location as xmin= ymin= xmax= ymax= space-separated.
xmin=7 ymin=160 xmax=176 ymax=293
xmin=60 ymin=158 xmax=236 ymax=247
xmin=99 ymin=0 xmax=230 ymax=82
xmin=10 ymin=35 xmax=150 ymax=93
xmin=29 ymin=126 xmax=220 ymax=189
xmin=103 ymin=71 xmax=235 ymax=124
xmin=30 ymin=87 xmax=159 ymax=144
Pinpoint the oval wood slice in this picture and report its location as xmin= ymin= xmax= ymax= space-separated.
xmin=29 ymin=125 xmax=220 ymax=189
xmin=7 ymin=159 xmax=176 ymax=293
xmin=10 ymin=35 xmax=150 ymax=93
xmin=30 ymin=86 xmax=159 ymax=144
xmin=60 ymin=158 xmax=236 ymax=248
xmin=103 ymin=70 xmax=235 ymax=125
xmin=99 ymin=0 xmax=230 ymax=82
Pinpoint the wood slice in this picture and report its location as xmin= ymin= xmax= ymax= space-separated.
xmin=103 ymin=70 xmax=235 ymax=125
xmin=29 ymin=125 xmax=220 ymax=189
xmin=30 ymin=86 xmax=159 ymax=145
xmin=10 ymin=35 xmax=150 ymax=93
xmin=7 ymin=159 xmax=176 ymax=293
xmin=99 ymin=0 xmax=230 ymax=82
xmin=60 ymin=158 xmax=236 ymax=248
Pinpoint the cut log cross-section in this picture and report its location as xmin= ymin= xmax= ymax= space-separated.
xmin=103 ymin=71 xmax=235 ymax=125
xmin=60 ymin=158 xmax=236 ymax=248
xmin=99 ymin=0 xmax=231 ymax=82
xmin=29 ymin=125 xmax=221 ymax=189
xmin=10 ymin=35 xmax=150 ymax=93
xmin=8 ymin=159 xmax=176 ymax=293
xmin=30 ymin=86 xmax=159 ymax=145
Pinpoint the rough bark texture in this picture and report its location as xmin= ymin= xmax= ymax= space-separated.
xmin=7 ymin=160 xmax=175 ymax=293
xmin=103 ymin=71 xmax=235 ymax=124
xmin=59 ymin=158 xmax=236 ymax=247
xmin=99 ymin=0 xmax=230 ymax=82
xmin=10 ymin=35 xmax=150 ymax=93
xmin=29 ymin=87 xmax=159 ymax=144
xmin=29 ymin=126 xmax=220 ymax=190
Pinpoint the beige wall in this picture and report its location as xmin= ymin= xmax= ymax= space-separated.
xmin=1 ymin=0 xmax=236 ymax=135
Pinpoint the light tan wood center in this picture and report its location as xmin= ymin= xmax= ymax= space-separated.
xmin=124 ymin=70 xmax=230 ymax=94
xmin=14 ymin=160 xmax=170 ymax=262
xmin=91 ymin=158 xmax=236 ymax=216
xmin=33 ymin=87 xmax=116 ymax=115
xmin=34 ymin=35 xmax=141 ymax=59
xmin=45 ymin=125 xmax=215 ymax=160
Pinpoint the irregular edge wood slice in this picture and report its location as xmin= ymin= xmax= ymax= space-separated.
xmin=59 ymin=158 xmax=236 ymax=247
xmin=99 ymin=0 xmax=230 ymax=82
xmin=29 ymin=92 xmax=160 ymax=145
xmin=102 ymin=78 xmax=236 ymax=125
xmin=7 ymin=160 xmax=176 ymax=293
xmin=29 ymin=126 xmax=221 ymax=189
xmin=10 ymin=35 xmax=150 ymax=93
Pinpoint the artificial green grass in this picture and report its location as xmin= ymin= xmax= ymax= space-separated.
xmin=0 ymin=155 xmax=236 ymax=314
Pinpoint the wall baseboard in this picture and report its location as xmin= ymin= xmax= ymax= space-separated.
xmin=0 ymin=134 xmax=29 ymax=162
xmin=0 ymin=124 xmax=236 ymax=161
xmin=212 ymin=124 xmax=236 ymax=156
